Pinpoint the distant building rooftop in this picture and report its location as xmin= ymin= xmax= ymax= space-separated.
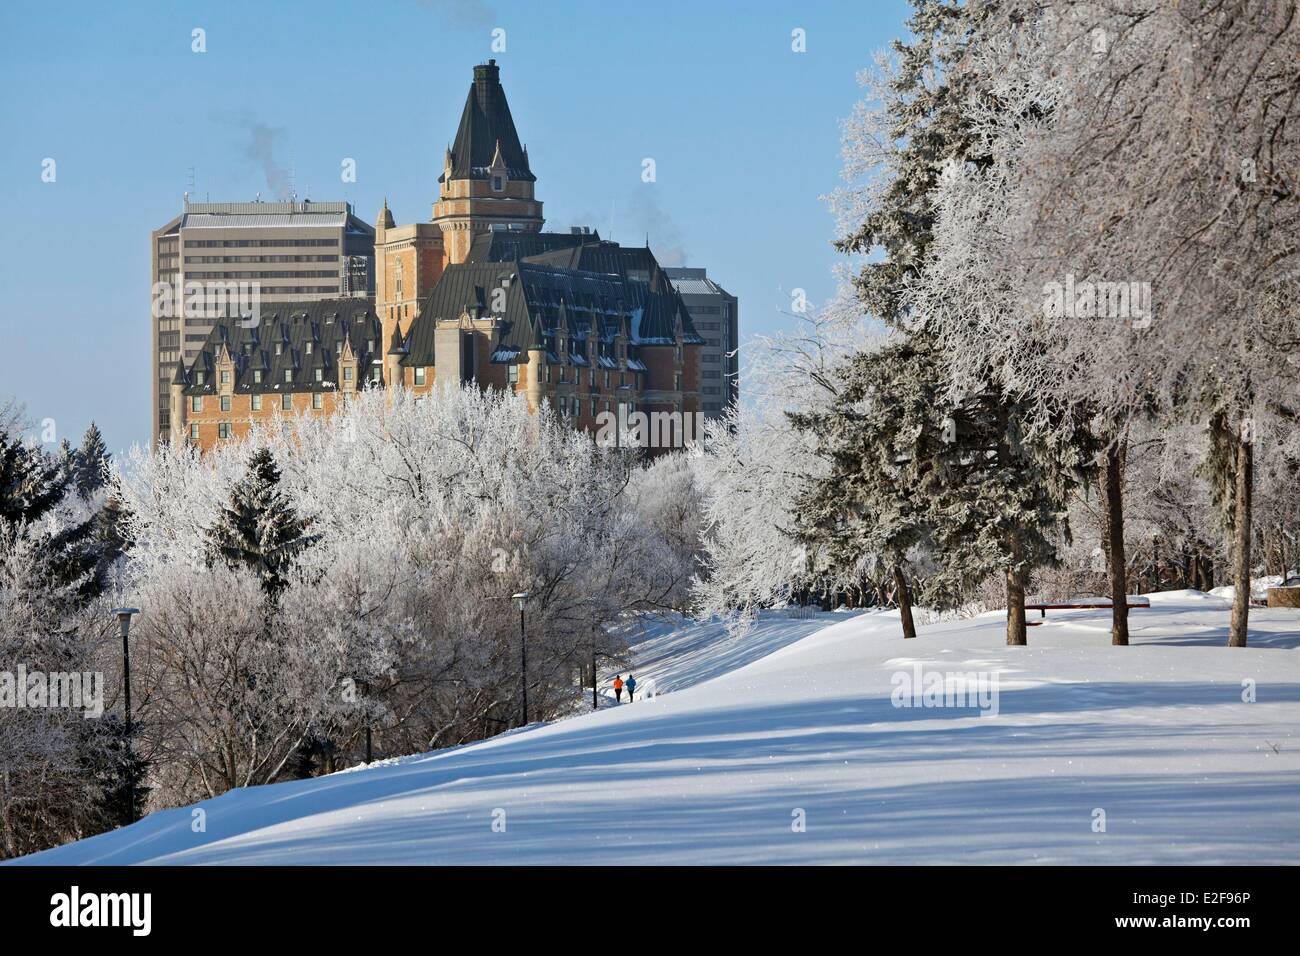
xmin=179 ymin=200 xmax=363 ymax=230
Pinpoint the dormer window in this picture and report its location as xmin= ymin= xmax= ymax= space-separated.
xmin=314 ymin=368 xmax=323 ymax=382
xmin=220 ymin=370 xmax=230 ymax=384
xmin=275 ymin=342 xmax=283 ymax=355
xmin=254 ymin=369 xmax=263 ymax=383
xmin=284 ymin=369 xmax=293 ymax=383
xmin=195 ymin=371 xmax=205 ymax=385
xmin=492 ymin=175 xmax=504 ymax=192
xmin=305 ymin=341 xmax=313 ymax=354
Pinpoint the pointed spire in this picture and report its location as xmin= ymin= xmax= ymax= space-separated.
xmin=377 ymin=197 xmax=394 ymax=229
xmin=440 ymin=59 xmax=535 ymax=184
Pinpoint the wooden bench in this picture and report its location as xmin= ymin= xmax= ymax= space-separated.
xmin=1019 ymin=597 xmax=1152 ymax=626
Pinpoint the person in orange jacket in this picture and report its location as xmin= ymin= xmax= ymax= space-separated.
xmin=613 ymin=675 xmax=624 ymax=703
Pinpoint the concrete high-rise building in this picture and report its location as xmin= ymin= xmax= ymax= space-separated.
xmin=150 ymin=199 xmax=374 ymax=446
xmin=664 ymin=267 xmax=738 ymax=418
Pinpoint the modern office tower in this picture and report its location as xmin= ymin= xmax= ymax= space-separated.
xmin=664 ymin=267 xmax=738 ymax=418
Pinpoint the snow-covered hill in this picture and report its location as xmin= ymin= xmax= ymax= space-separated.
xmin=15 ymin=592 xmax=1300 ymax=865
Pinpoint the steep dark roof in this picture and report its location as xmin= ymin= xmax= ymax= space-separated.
xmin=179 ymin=299 xmax=385 ymax=395
xmin=463 ymin=229 xmax=600 ymax=264
xmin=460 ymin=231 xmax=705 ymax=347
xmin=441 ymin=60 xmax=535 ymax=184
xmin=406 ymin=245 xmax=704 ymax=370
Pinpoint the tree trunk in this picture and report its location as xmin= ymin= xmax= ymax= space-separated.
xmin=893 ymin=563 xmax=917 ymax=639
xmin=1229 ymin=433 xmax=1253 ymax=647
xmin=1006 ymin=562 xmax=1027 ymax=646
xmin=1101 ymin=444 xmax=1130 ymax=646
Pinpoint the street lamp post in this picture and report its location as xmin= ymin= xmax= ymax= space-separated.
xmin=511 ymin=592 xmax=531 ymax=728
xmin=111 ymin=606 xmax=140 ymax=823
xmin=591 ymin=650 xmax=614 ymax=711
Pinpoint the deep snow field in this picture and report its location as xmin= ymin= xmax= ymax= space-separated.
xmin=15 ymin=590 xmax=1300 ymax=865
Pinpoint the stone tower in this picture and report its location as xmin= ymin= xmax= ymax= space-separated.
xmin=431 ymin=59 xmax=544 ymax=265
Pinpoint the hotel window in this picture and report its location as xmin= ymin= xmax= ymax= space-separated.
xmin=281 ymin=394 xmax=292 ymax=411
xmin=221 ymin=370 xmax=230 ymax=384
xmin=508 ymin=364 xmax=519 ymax=385
xmin=189 ymin=424 xmax=199 ymax=439
xmin=675 ymin=374 xmax=682 ymax=391
xmin=275 ymin=342 xmax=283 ymax=355
xmin=492 ymin=175 xmax=504 ymax=192
xmin=305 ymin=342 xmax=313 ymax=354
xmin=253 ymin=369 xmax=262 ymax=383
xmin=312 ymin=393 xmax=324 ymax=410
xmin=218 ymin=423 xmax=231 ymax=439
xmin=571 ymin=397 xmax=579 ymax=417
xmin=190 ymin=396 xmax=202 ymax=412
xmin=414 ymin=367 xmax=427 ymax=386
xmin=545 ymin=364 xmax=551 ymax=383
xmin=366 ymin=339 xmax=374 ymax=352
xmin=284 ymin=369 xmax=293 ymax=383
xmin=371 ymin=366 xmax=382 ymax=383
xmin=195 ymin=371 xmax=205 ymax=385
xmin=220 ymin=395 xmax=231 ymax=412
xmin=344 ymin=367 xmax=354 ymax=382
xmin=251 ymin=394 xmax=262 ymax=411
xmin=590 ymin=398 xmax=597 ymax=417
xmin=314 ymin=368 xmax=323 ymax=382
xmin=604 ymin=371 xmax=610 ymax=388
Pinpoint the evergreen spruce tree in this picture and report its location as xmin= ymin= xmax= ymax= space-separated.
xmin=206 ymin=446 xmax=314 ymax=603
xmin=73 ymin=422 xmax=110 ymax=500
xmin=0 ymin=428 xmax=67 ymax=524
xmin=797 ymin=0 xmax=1089 ymax=643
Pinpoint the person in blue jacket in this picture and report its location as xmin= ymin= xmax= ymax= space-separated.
xmin=625 ymin=674 xmax=637 ymax=702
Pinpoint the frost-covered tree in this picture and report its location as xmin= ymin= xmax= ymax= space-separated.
xmin=946 ymin=0 xmax=1300 ymax=645
xmin=105 ymin=385 xmax=697 ymax=799
xmin=0 ymin=419 xmax=124 ymax=857
xmin=205 ymin=446 xmax=313 ymax=604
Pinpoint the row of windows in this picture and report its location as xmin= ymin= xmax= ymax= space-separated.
xmin=184 ymin=255 xmax=340 ymax=264
xmin=192 ymin=362 xmax=361 ymax=396
xmin=184 ymin=270 xmax=339 ymax=279
xmin=184 ymin=238 xmax=339 ymax=248
xmin=191 ymin=391 xmax=328 ymax=418
xmin=543 ymin=367 xmax=639 ymax=389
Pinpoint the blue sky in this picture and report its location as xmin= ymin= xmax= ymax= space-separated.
xmin=0 ymin=0 xmax=910 ymax=454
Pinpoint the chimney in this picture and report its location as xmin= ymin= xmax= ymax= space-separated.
xmin=473 ymin=59 xmax=500 ymax=109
